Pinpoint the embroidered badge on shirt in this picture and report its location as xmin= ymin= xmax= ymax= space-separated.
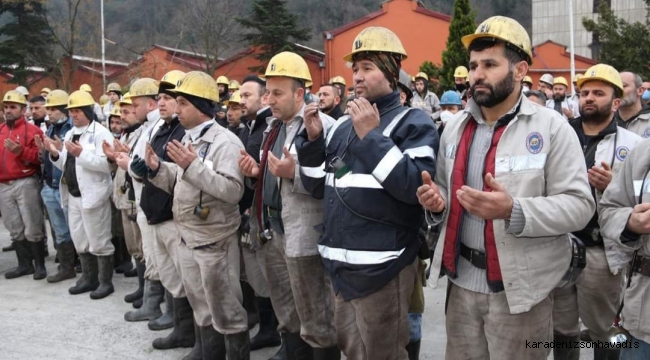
xmin=615 ymin=146 xmax=630 ymax=162
xmin=644 ymin=126 xmax=650 ymax=138
xmin=526 ymin=132 xmax=543 ymax=154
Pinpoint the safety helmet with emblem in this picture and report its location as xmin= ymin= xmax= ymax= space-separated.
xmin=106 ymin=82 xmax=121 ymax=94
xmin=415 ymin=72 xmax=429 ymax=81
xmin=330 ymin=76 xmax=346 ymax=87
xmin=216 ymin=76 xmax=229 ymax=86
xmin=109 ymin=105 xmax=121 ymax=118
xmin=229 ymin=80 xmax=240 ymax=91
xmin=454 ymin=66 xmax=469 ymax=78
xmin=171 ymin=71 xmax=219 ymax=102
xmin=553 ymin=76 xmax=569 ymax=88
xmin=67 ymin=90 xmax=96 ymax=109
xmin=129 ymin=78 xmax=158 ymax=98
xmin=159 ymin=70 xmax=186 ymax=93
xmin=79 ymin=84 xmax=92 ymax=93
xmin=523 ymin=75 xmax=533 ymax=85
xmin=264 ymin=52 xmax=313 ymax=88
xmin=343 ymin=26 xmax=407 ymax=62
xmin=224 ymin=90 xmax=241 ymax=106
xmin=577 ymin=64 xmax=624 ymax=94
xmin=45 ymin=90 xmax=69 ymax=107
xmin=462 ymin=16 xmax=533 ymax=65
xmin=440 ymin=91 xmax=463 ymax=106
xmin=3 ymin=90 xmax=27 ymax=105
xmin=119 ymin=92 xmax=133 ymax=106
xmin=539 ymin=73 xmax=554 ymax=86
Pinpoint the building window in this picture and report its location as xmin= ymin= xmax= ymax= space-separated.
xmin=593 ymin=0 xmax=611 ymax=12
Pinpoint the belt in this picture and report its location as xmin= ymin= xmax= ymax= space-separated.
xmin=632 ymin=255 xmax=650 ymax=277
xmin=460 ymin=243 xmax=486 ymax=270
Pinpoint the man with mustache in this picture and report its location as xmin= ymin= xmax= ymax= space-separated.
xmin=546 ymin=76 xmax=579 ymax=119
xmin=615 ymin=71 xmax=650 ymax=138
xmin=317 ymin=84 xmax=343 ymax=120
xmin=417 ymin=17 xmax=594 ymax=360
xmin=552 ymin=64 xmax=642 ymax=360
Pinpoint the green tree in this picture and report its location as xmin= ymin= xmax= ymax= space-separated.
xmin=237 ymin=0 xmax=311 ymax=73
xmin=0 ymin=0 xmax=54 ymax=85
xmin=419 ymin=61 xmax=444 ymax=96
xmin=583 ymin=1 xmax=650 ymax=79
xmin=439 ymin=0 xmax=476 ymax=91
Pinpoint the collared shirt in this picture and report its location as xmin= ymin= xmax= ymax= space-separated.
xmin=187 ymin=119 xmax=216 ymax=143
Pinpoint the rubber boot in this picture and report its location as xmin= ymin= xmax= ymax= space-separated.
xmin=74 ymin=250 xmax=82 ymax=273
xmin=250 ymin=297 xmax=281 ymax=350
xmin=553 ymin=333 xmax=580 ymax=360
xmin=42 ymin=237 xmax=49 ymax=257
xmin=124 ymin=280 xmax=164 ymax=321
xmin=593 ymin=347 xmax=620 ymax=360
xmin=124 ymin=259 xmax=145 ymax=303
xmin=68 ymin=253 xmax=99 ymax=295
xmin=152 ymin=296 xmax=195 ymax=349
xmin=225 ymin=331 xmax=250 ymax=360
xmin=242 ymin=281 xmax=259 ymax=330
xmin=123 ymin=265 xmax=138 ymax=277
xmin=133 ymin=298 xmax=143 ymax=309
xmin=4 ymin=241 xmax=34 ymax=279
xmin=30 ymin=240 xmax=47 ymax=280
xmin=47 ymin=241 xmax=76 ymax=283
xmin=406 ymin=340 xmax=420 ymax=360
xmin=269 ymin=340 xmax=287 ymax=360
xmin=181 ymin=323 xmax=203 ymax=360
xmin=149 ymin=290 xmax=174 ymax=331
xmin=114 ymin=237 xmax=133 ymax=274
xmin=2 ymin=242 xmax=15 ymax=252
xmin=284 ymin=332 xmax=313 ymax=360
xmin=90 ymin=255 xmax=115 ymax=299
xmin=200 ymin=325 xmax=226 ymax=360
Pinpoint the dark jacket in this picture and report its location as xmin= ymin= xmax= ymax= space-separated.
xmin=238 ymin=107 xmax=272 ymax=213
xmin=296 ymin=91 xmax=439 ymax=300
xmin=326 ymin=105 xmax=344 ymax=121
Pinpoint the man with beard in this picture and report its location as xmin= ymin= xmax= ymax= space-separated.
xmin=546 ymin=76 xmax=579 ymax=119
xmin=29 ymin=96 xmax=48 ymax=130
xmin=417 ymin=16 xmax=595 ymax=360
xmin=412 ymin=72 xmax=441 ymax=122
xmin=538 ymin=73 xmax=554 ymax=100
xmin=317 ymin=84 xmax=343 ymax=120
xmin=0 ymin=90 xmax=46 ymax=280
xmin=551 ymin=64 xmax=642 ymax=360
xmin=225 ymin=90 xmax=245 ymax=137
xmin=615 ymin=71 xmax=650 ymax=138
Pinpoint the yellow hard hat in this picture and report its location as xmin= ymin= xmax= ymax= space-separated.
xmin=106 ymin=82 xmax=121 ymax=93
xmin=110 ymin=105 xmax=121 ymax=117
xmin=3 ymin=90 xmax=27 ymax=105
xmin=171 ymin=71 xmax=219 ymax=102
xmin=229 ymin=80 xmax=240 ymax=90
xmin=99 ymin=94 xmax=109 ymax=106
xmin=224 ymin=90 xmax=241 ymax=106
xmin=66 ymin=90 xmax=96 ymax=109
xmin=577 ymin=64 xmax=623 ymax=94
xmin=129 ymin=78 xmax=158 ymax=98
xmin=45 ymin=89 xmax=69 ymax=107
xmin=573 ymin=73 xmax=583 ymax=83
xmin=160 ymin=70 xmax=186 ymax=89
xmin=343 ymin=27 xmax=407 ymax=63
xmin=216 ymin=76 xmax=229 ymax=86
xmin=41 ymin=87 xmax=51 ymax=94
xmin=119 ymin=92 xmax=132 ymax=106
xmin=265 ymin=52 xmax=313 ymax=87
xmin=410 ymin=76 xmax=415 ymax=82
xmin=330 ymin=76 xmax=346 ymax=86
xmin=540 ymin=73 xmax=554 ymax=85
xmin=79 ymin=84 xmax=92 ymax=93
xmin=553 ymin=76 xmax=568 ymax=87
xmin=523 ymin=76 xmax=533 ymax=84
xmin=454 ymin=66 xmax=469 ymax=78
xmin=415 ymin=72 xmax=429 ymax=81
xmin=462 ymin=16 xmax=533 ymax=64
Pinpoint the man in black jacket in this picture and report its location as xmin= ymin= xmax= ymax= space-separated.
xmin=237 ymin=75 xmax=283 ymax=355
xmin=139 ymin=70 xmax=196 ymax=353
xmin=317 ymin=84 xmax=344 ymax=120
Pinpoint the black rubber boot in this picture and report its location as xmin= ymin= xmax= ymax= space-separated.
xmin=284 ymin=332 xmax=313 ymax=360
xmin=181 ymin=323 xmax=203 ymax=360
xmin=313 ymin=346 xmax=340 ymax=360
xmin=133 ymin=297 xmax=143 ymax=309
xmin=226 ymin=331 xmax=251 ymax=360
xmin=149 ymin=290 xmax=174 ymax=331
xmin=269 ymin=339 xmax=287 ymax=360
xmin=242 ymin=281 xmax=259 ymax=330
xmin=42 ymin=238 xmax=49 ymax=258
xmin=68 ymin=253 xmax=99 ymax=295
xmin=200 ymin=325 xmax=226 ymax=360
xmin=250 ymin=297 xmax=281 ymax=350
xmin=406 ymin=340 xmax=421 ymax=360
xmin=123 ymin=265 xmax=138 ymax=277
xmin=553 ymin=333 xmax=580 ymax=360
xmin=152 ymin=296 xmax=195 ymax=349
xmin=90 ymin=255 xmax=115 ymax=299
xmin=593 ymin=347 xmax=620 ymax=360
xmin=4 ymin=241 xmax=34 ymax=279
xmin=47 ymin=241 xmax=76 ymax=283
xmin=124 ymin=259 xmax=145 ymax=303
xmin=2 ymin=242 xmax=15 ymax=252
xmin=124 ymin=280 xmax=164 ymax=321
xmin=30 ymin=240 xmax=47 ymax=280
xmin=113 ymin=237 xmax=133 ymax=274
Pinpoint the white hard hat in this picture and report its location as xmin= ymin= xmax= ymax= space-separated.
xmin=15 ymin=86 xmax=29 ymax=96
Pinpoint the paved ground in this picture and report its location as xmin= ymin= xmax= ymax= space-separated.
xmin=0 ymin=221 xmax=593 ymax=359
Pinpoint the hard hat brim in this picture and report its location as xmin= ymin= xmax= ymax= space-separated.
xmin=461 ymin=33 xmax=532 ymax=64
xmin=576 ymin=77 xmax=623 ymax=93
xmin=343 ymin=51 xmax=408 ymax=63
xmin=263 ymin=75 xmax=313 ymax=88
